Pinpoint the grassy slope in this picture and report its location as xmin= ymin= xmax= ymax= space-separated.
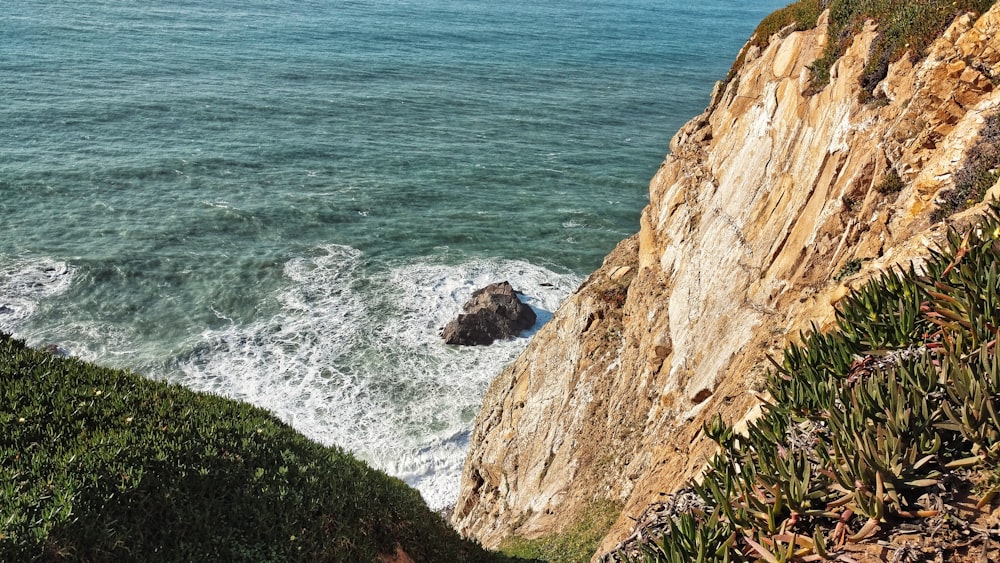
xmin=0 ymin=334 xmax=521 ymax=562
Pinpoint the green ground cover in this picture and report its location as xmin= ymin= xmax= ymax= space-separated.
xmin=0 ymin=335 xmax=520 ymax=562
xmin=612 ymin=204 xmax=1000 ymax=561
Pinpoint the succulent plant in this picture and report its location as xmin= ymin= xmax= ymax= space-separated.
xmin=614 ymin=202 xmax=1000 ymax=562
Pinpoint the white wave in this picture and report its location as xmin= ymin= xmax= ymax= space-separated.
xmin=174 ymin=245 xmax=579 ymax=508
xmin=0 ymin=257 xmax=75 ymax=334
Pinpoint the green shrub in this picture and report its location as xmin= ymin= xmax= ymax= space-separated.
xmin=0 ymin=335 xmax=519 ymax=562
xmin=609 ymin=202 xmax=1000 ymax=562
xmin=874 ymin=169 xmax=905 ymax=194
xmin=832 ymin=257 xmax=863 ymax=281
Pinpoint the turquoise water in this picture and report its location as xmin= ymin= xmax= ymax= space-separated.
xmin=2 ymin=0 xmax=787 ymax=506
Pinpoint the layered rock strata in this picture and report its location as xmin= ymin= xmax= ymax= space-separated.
xmin=453 ymin=6 xmax=1000 ymax=559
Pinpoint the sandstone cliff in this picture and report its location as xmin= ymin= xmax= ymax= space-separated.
xmin=453 ymin=5 xmax=1000 ymax=559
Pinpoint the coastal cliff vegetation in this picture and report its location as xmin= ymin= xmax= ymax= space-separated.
xmin=0 ymin=335 xmax=519 ymax=563
xmin=934 ymin=113 xmax=1000 ymax=222
xmin=743 ymin=0 xmax=996 ymax=97
xmin=608 ymin=205 xmax=1000 ymax=561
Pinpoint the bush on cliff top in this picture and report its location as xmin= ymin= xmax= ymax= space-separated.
xmin=0 ymin=335 xmax=517 ymax=563
xmin=736 ymin=0 xmax=996 ymax=96
xmin=609 ymin=203 xmax=1000 ymax=562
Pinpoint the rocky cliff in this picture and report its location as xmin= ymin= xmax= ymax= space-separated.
xmin=453 ymin=5 xmax=1000 ymax=559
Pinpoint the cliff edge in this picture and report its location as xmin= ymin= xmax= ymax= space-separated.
xmin=454 ymin=4 xmax=1000 ymax=559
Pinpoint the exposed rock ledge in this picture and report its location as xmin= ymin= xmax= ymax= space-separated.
xmin=453 ymin=5 xmax=1000 ymax=559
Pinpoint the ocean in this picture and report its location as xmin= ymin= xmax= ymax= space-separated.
xmin=2 ymin=0 xmax=788 ymax=508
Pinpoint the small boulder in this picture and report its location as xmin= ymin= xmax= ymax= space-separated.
xmin=442 ymin=281 xmax=536 ymax=346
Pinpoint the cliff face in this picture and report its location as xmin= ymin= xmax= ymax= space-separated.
xmin=453 ymin=6 xmax=1000 ymax=557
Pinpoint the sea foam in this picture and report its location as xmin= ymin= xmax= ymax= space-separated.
xmin=0 ymin=257 xmax=75 ymax=334
xmin=175 ymin=244 xmax=579 ymax=508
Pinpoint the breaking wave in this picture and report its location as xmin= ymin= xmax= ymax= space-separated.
xmin=174 ymin=244 xmax=579 ymax=507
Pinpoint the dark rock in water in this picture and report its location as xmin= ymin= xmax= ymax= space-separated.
xmin=442 ymin=281 xmax=536 ymax=346
xmin=43 ymin=344 xmax=69 ymax=357
xmin=0 ymin=305 xmax=13 ymax=315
